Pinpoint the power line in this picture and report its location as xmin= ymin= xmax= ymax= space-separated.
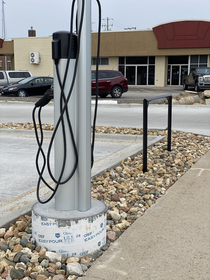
xmin=102 ymin=18 xmax=136 ymax=31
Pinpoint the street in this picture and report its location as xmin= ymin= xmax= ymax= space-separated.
xmin=0 ymin=101 xmax=210 ymax=136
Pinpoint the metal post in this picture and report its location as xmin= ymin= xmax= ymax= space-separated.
xmin=53 ymin=32 xmax=78 ymax=211
xmin=53 ymin=0 xmax=92 ymax=211
xmin=143 ymin=99 xmax=148 ymax=173
xmin=77 ymin=0 xmax=91 ymax=211
xmin=168 ymin=96 xmax=172 ymax=151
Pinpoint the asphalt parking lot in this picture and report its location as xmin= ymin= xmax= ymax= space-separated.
xmin=0 ymin=86 xmax=183 ymax=104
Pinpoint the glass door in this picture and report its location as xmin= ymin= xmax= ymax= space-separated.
xmin=125 ymin=66 xmax=135 ymax=85
xmin=137 ymin=66 xmax=147 ymax=85
xmin=171 ymin=66 xmax=179 ymax=85
xmin=168 ymin=65 xmax=188 ymax=85
xmin=181 ymin=65 xmax=188 ymax=85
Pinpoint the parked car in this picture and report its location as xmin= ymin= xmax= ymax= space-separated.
xmin=0 ymin=70 xmax=33 ymax=92
xmin=91 ymin=70 xmax=128 ymax=98
xmin=183 ymin=67 xmax=210 ymax=91
xmin=1 ymin=76 xmax=53 ymax=97
xmin=197 ymin=74 xmax=210 ymax=91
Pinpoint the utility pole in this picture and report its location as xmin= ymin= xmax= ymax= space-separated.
xmin=102 ymin=17 xmax=113 ymax=31
xmin=2 ymin=0 xmax=6 ymax=39
xmin=2 ymin=0 xmax=7 ymax=70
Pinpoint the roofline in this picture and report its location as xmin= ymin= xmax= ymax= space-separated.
xmin=152 ymin=19 xmax=210 ymax=29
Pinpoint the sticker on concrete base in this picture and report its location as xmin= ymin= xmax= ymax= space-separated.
xmin=32 ymin=211 xmax=107 ymax=257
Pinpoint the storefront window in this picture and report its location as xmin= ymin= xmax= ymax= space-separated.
xmin=148 ymin=66 xmax=155 ymax=85
xmin=168 ymin=55 xmax=209 ymax=86
xmin=190 ymin=55 xmax=207 ymax=67
xmin=149 ymin=56 xmax=155 ymax=64
xmin=119 ymin=56 xmax=155 ymax=85
xmin=119 ymin=65 xmax=125 ymax=76
xmin=126 ymin=56 xmax=147 ymax=64
xmin=168 ymin=56 xmax=188 ymax=64
xmin=91 ymin=57 xmax=109 ymax=65
xmin=190 ymin=64 xmax=198 ymax=71
xmin=200 ymin=55 xmax=208 ymax=63
xmin=126 ymin=66 xmax=135 ymax=85
xmin=119 ymin=57 xmax=124 ymax=64
xmin=191 ymin=55 xmax=198 ymax=63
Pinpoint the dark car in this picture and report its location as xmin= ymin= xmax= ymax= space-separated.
xmin=91 ymin=70 xmax=128 ymax=98
xmin=1 ymin=76 xmax=53 ymax=97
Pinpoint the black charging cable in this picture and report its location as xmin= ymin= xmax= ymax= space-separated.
xmin=91 ymin=0 xmax=101 ymax=168
xmin=33 ymin=0 xmax=101 ymax=204
xmin=33 ymin=0 xmax=84 ymax=204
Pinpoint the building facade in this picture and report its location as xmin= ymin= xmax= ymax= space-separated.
xmin=0 ymin=20 xmax=210 ymax=87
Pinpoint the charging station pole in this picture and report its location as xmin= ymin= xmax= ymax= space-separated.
xmin=53 ymin=31 xmax=78 ymax=211
xmin=53 ymin=0 xmax=92 ymax=212
xmin=77 ymin=0 xmax=92 ymax=211
xmin=32 ymin=0 xmax=107 ymax=257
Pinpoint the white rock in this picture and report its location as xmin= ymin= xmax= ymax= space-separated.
xmin=116 ymin=220 xmax=130 ymax=230
xmin=21 ymin=248 xmax=32 ymax=255
xmin=46 ymin=251 xmax=61 ymax=263
xmin=108 ymin=210 xmax=121 ymax=221
xmin=108 ymin=207 xmax=121 ymax=221
xmin=204 ymin=90 xmax=210 ymax=98
xmin=15 ymin=262 xmax=27 ymax=270
xmin=66 ymin=257 xmax=79 ymax=263
xmin=121 ymin=212 xmax=127 ymax=219
xmin=67 ymin=263 xmax=83 ymax=276
xmin=30 ymin=252 xmax=39 ymax=263
xmin=130 ymin=207 xmax=138 ymax=214
xmin=31 ymin=265 xmax=45 ymax=273
xmin=0 ymin=228 xmax=6 ymax=238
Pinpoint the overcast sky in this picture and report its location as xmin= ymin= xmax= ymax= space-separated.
xmin=2 ymin=0 xmax=210 ymax=39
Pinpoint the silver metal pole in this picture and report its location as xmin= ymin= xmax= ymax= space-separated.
xmin=77 ymin=0 xmax=92 ymax=211
xmin=53 ymin=0 xmax=92 ymax=211
xmin=54 ymin=57 xmax=78 ymax=211
xmin=77 ymin=0 xmax=91 ymax=211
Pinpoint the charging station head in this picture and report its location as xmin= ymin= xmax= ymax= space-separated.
xmin=52 ymin=31 xmax=77 ymax=62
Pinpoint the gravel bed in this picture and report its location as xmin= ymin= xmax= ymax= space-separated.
xmin=0 ymin=123 xmax=210 ymax=279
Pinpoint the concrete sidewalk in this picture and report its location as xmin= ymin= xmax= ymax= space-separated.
xmin=78 ymin=150 xmax=210 ymax=280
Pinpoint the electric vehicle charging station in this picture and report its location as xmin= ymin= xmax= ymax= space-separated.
xmin=32 ymin=0 xmax=107 ymax=257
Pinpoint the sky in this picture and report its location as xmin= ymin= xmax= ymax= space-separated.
xmin=2 ymin=0 xmax=210 ymax=39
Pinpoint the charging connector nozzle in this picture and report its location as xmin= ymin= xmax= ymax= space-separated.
xmin=35 ymin=88 xmax=53 ymax=108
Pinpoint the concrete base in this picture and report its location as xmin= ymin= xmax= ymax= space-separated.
xmin=32 ymin=198 xmax=107 ymax=258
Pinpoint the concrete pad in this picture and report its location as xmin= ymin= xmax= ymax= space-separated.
xmin=78 ymin=150 xmax=210 ymax=280
xmin=0 ymin=128 xmax=163 ymax=228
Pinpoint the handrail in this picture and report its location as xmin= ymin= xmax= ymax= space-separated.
xmin=143 ymin=94 xmax=172 ymax=172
